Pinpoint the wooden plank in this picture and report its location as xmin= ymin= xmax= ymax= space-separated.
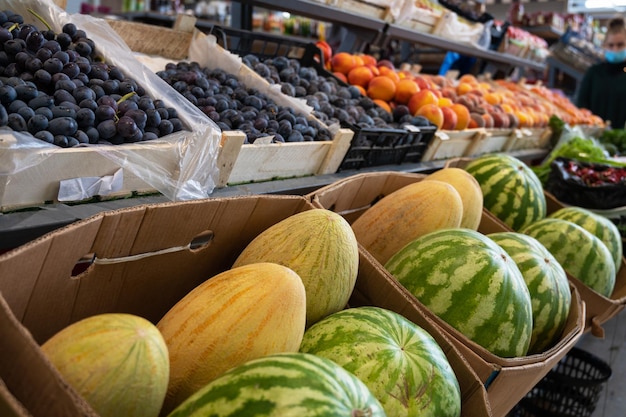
xmin=421 ymin=129 xmax=481 ymax=161
xmin=316 ymin=128 xmax=354 ymax=175
xmin=215 ymin=131 xmax=246 ymax=188
xmin=173 ymin=14 xmax=197 ymax=33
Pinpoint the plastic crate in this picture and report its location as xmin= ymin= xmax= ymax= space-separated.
xmin=512 ymin=347 xmax=612 ymax=417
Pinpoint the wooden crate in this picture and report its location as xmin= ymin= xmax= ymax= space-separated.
xmin=395 ymin=8 xmax=449 ymax=34
xmin=465 ymin=128 xmax=517 ymax=157
xmin=421 ymin=129 xmax=486 ymax=161
xmin=325 ymin=0 xmax=395 ymax=22
xmin=506 ymin=127 xmax=552 ymax=151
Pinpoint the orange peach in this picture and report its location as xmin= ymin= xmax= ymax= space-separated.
xmin=394 ymin=78 xmax=420 ymax=105
xmin=408 ymin=89 xmax=439 ymax=116
xmin=441 ymin=106 xmax=458 ymax=130
xmin=333 ymin=71 xmax=348 ymax=83
xmin=413 ymin=75 xmax=431 ymax=90
xmin=367 ymin=76 xmax=397 ymax=102
xmin=415 ymin=103 xmax=444 ymax=129
xmin=347 ymin=65 xmax=375 ymax=88
xmin=438 ymin=97 xmax=453 ymax=107
xmin=358 ymin=54 xmax=377 ymax=67
xmin=449 ymin=103 xmax=471 ymax=130
xmin=330 ymin=52 xmax=357 ymax=75
xmin=373 ymin=99 xmax=392 ymax=113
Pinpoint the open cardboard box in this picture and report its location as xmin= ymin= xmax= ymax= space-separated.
xmin=446 ymin=157 xmax=626 ymax=338
xmin=0 ymin=194 xmax=491 ymax=417
xmin=307 ymin=171 xmax=585 ymax=417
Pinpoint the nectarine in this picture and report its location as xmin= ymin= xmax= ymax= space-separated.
xmin=416 ymin=104 xmax=444 ymax=129
xmin=367 ymin=76 xmax=396 ymax=102
xmin=408 ymin=89 xmax=439 ymax=116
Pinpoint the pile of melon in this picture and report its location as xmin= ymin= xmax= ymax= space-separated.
xmin=40 ymin=209 xmax=462 ymax=417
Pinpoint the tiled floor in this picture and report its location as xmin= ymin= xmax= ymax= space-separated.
xmin=575 ymin=309 xmax=626 ymax=417
xmin=511 ymin=308 xmax=626 ymax=417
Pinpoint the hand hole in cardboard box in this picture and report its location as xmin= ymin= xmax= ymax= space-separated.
xmin=70 ymin=253 xmax=96 ymax=278
xmin=189 ymin=230 xmax=214 ymax=251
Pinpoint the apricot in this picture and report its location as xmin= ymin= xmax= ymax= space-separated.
xmin=438 ymin=97 xmax=453 ymax=107
xmin=378 ymin=66 xmax=400 ymax=84
xmin=459 ymin=74 xmax=479 ymax=85
xmin=373 ymin=99 xmax=392 ymax=113
xmin=456 ymin=82 xmax=473 ymax=96
xmin=415 ymin=104 xmax=444 ymax=129
xmin=331 ymin=52 xmax=357 ymax=75
xmin=408 ymin=89 xmax=439 ymax=116
xmin=367 ymin=76 xmax=397 ymax=102
xmin=358 ymin=54 xmax=377 ymax=67
xmin=333 ymin=72 xmax=348 ymax=83
xmin=394 ymin=78 xmax=420 ymax=105
xmin=348 ymin=65 xmax=375 ymax=88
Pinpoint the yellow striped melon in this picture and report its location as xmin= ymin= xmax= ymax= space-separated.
xmin=157 ymin=262 xmax=306 ymax=415
xmin=425 ymin=167 xmax=483 ymax=230
xmin=351 ymin=180 xmax=463 ymax=265
xmin=41 ymin=313 xmax=169 ymax=417
xmin=232 ymin=209 xmax=359 ymax=327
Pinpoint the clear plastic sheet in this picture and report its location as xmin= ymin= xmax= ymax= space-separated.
xmin=0 ymin=0 xmax=222 ymax=203
xmin=433 ymin=12 xmax=487 ymax=48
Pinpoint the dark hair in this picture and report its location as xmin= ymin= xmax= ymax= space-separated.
xmin=607 ymin=16 xmax=626 ymax=35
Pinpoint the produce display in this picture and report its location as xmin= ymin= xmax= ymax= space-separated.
xmin=41 ymin=313 xmax=170 ymax=417
xmin=487 ymin=232 xmax=572 ymax=354
xmin=465 ymin=153 xmax=547 ymax=231
xmin=232 ymin=209 xmax=359 ymax=326
xmin=300 ymin=306 xmax=462 ymax=417
xmin=166 ymin=352 xmax=386 ymax=417
xmin=385 ymin=228 xmax=534 ymax=358
xmin=0 ymin=10 xmax=185 ymax=147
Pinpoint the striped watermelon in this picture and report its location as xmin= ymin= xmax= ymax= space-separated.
xmin=521 ymin=218 xmax=616 ymax=297
xmin=548 ymin=206 xmax=622 ymax=273
xmin=488 ymin=232 xmax=572 ymax=354
xmin=166 ymin=352 xmax=386 ymax=417
xmin=299 ymin=306 xmax=461 ymax=417
xmin=385 ymin=228 xmax=533 ymax=358
xmin=464 ymin=153 xmax=547 ymax=231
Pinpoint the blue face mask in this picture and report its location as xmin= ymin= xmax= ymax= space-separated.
xmin=605 ymin=48 xmax=626 ymax=63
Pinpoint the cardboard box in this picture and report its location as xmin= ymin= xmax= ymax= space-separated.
xmin=0 ymin=194 xmax=491 ymax=417
xmin=446 ymin=157 xmax=626 ymax=337
xmin=308 ymin=171 xmax=585 ymax=417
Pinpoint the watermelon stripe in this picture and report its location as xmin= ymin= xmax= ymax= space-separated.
xmin=385 ymin=229 xmax=533 ymax=358
xmin=167 ymin=353 xmax=385 ymax=417
xmin=521 ymin=218 xmax=616 ymax=297
xmin=466 ymin=154 xmax=546 ymax=231
xmin=488 ymin=232 xmax=572 ymax=354
xmin=549 ymin=207 xmax=622 ymax=273
xmin=299 ymin=307 xmax=461 ymax=417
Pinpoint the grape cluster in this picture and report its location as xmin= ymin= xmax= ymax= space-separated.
xmin=156 ymin=61 xmax=331 ymax=144
xmin=0 ymin=9 xmax=184 ymax=147
xmin=242 ymin=54 xmax=434 ymax=130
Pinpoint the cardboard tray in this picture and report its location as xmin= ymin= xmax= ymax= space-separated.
xmin=307 ymin=171 xmax=585 ymax=417
xmin=446 ymin=157 xmax=626 ymax=337
xmin=0 ymin=193 xmax=492 ymax=417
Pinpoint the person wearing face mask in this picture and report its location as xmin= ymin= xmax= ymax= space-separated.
xmin=576 ymin=16 xmax=626 ymax=129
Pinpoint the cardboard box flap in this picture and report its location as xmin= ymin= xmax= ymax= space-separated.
xmin=0 ymin=296 xmax=98 ymax=417
xmin=0 ymin=195 xmax=312 ymax=344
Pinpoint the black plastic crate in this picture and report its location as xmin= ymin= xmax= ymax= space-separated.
xmin=511 ymin=347 xmax=611 ymax=417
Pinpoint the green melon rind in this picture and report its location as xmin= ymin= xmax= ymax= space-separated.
xmin=488 ymin=232 xmax=572 ymax=354
xmin=385 ymin=228 xmax=533 ymax=358
xmin=521 ymin=218 xmax=616 ymax=298
xmin=299 ymin=306 xmax=461 ymax=417
xmin=548 ymin=206 xmax=622 ymax=273
xmin=166 ymin=352 xmax=385 ymax=417
xmin=465 ymin=153 xmax=547 ymax=231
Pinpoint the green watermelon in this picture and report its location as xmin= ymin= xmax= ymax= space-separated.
xmin=488 ymin=232 xmax=572 ymax=354
xmin=548 ymin=206 xmax=622 ymax=273
xmin=299 ymin=306 xmax=461 ymax=417
xmin=464 ymin=153 xmax=547 ymax=231
xmin=521 ymin=218 xmax=616 ymax=297
xmin=166 ymin=352 xmax=385 ymax=417
xmin=384 ymin=228 xmax=533 ymax=358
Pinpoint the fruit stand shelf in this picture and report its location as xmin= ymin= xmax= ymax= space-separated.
xmin=384 ymin=23 xmax=546 ymax=73
xmin=0 ymin=149 xmax=548 ymax=251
